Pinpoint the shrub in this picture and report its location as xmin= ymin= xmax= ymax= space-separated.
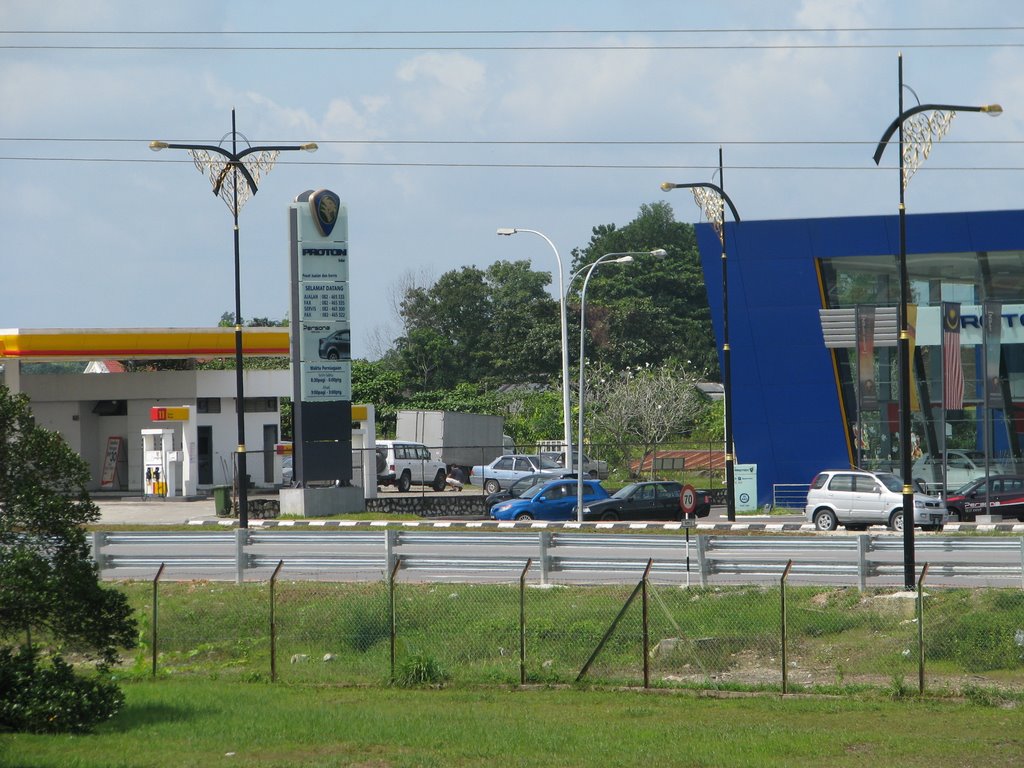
xmin=0 ymin=646 xmax=125 ymax=733
xmin=394 ymin=651 xmax=449 ymax=687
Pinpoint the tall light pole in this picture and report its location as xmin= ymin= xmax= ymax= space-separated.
xmin=574 ymin=249 xmax=667 ymax=521
xmin=661 ymin=149 xmax=742 ymax=521
xmin=872 ymin=54 xmax=1001 ymax=589
xmin=496 ymin=227 xmax=573 ymax=468
xmin=151 ymin=110 xmax=317 ymax=528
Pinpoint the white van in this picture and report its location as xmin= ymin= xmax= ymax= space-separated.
xmin=804 ymin=469 xmax=947 ymax=532
xmin=376 ymin=440 xmax=447 ymax=492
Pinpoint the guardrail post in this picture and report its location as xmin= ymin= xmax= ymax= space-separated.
xmin=538 ymin=531 xmax=551 ymax=586
xmin=385 ymin=529 xmax=398 ymax=576
xmin=780 ymin=559 xmax=793 ymax=694
xmin=91 ymin=531 xmax=106 ymax=570
xmin=269 ymin=559 xmax=284 ymax=683
xmin=857 ymin=535 xmax=869 ymax=592
xmin=694 ymin=534 xmax=709 ymax=587
xmin=1020 ymin=537 xmax=1024 ymax=591
xmin=151 ymin=563 xmax=165 ymax=678
xmin=235 ymin=527 xmax=249 ymax=584
xmin=917 ymin=563 xmax=929 ymax=695
xmin=520 ymin=559 xmax=532 ymax=686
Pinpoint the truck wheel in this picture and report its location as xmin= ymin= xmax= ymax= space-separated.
xmin=432 ymin=469 xmax=447 ymax=492
xmin=397 ymin=471 xmax=412 ymax=493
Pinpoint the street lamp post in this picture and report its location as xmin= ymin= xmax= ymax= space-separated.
xmin=661 ymin=149 xmax=742 ymax=521
xmin=872 ymin=54 xmax=1001 ymax=589
xmin=151 ymin=110 xmax=317 ymax=528
xmin=574 ymin=249 xmax=668 ymax=521
xmin=496 ymin=228 xmax=573 ymax=469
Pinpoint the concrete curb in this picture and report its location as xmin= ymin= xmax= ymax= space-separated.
xmin=186 ymin=518 xmax=1024 ymax=533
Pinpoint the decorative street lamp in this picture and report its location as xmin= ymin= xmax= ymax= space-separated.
xmin=872 ymin=54 xmax=1001 ymax=589
xmin=496 ymin=227 xmax=573 ymax=470
xmin=151 ymin=110 xmax=317 ymax=528
xmin=574 ymin=249 xmax=668 ymax=521
xmin=661 ymin=149 xmax=742 ymax=521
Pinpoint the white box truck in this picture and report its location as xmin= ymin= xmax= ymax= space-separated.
xmin=395 ymin=410 xmax=507 ymax=473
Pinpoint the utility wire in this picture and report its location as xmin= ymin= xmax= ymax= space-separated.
xmin=4 ymin=26 xmax=1023 ymax=34
xmin=3 ymin=42 xmax=1023 ymax=51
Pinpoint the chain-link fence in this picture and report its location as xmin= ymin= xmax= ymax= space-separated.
xmin=107 ymin=570 xmax=1024 ymax=695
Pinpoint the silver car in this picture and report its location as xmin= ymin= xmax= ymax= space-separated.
xmin=805 ymin=469 xmax=947 ymax=532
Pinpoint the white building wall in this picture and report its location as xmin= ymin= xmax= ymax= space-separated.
xmin=19 ymin=368 xmax=290 ymax=493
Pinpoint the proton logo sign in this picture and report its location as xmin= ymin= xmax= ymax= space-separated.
xmin=309 ymin=189 xmax=341 ymax=237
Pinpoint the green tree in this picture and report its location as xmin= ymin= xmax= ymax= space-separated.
xmin=571 ymin=201 xmax=718 ymax=377
xmin=0 ymin=386 xmax=136 ymax=731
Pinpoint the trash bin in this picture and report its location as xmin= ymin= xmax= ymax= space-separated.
xmin=213 ymin=485 xmax=232 ymax=517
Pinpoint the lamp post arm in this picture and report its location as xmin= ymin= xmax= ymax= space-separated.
xmin=660 ymin=182 xmax=741 ymax=223
xmin=872 ymin=102 xmax=1001 ymax=165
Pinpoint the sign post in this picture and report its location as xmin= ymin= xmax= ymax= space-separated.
xmin=679 ymin=484 xmax=698 ymax=587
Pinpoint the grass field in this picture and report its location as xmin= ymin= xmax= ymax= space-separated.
xmin=3 ymin=679 xmax=1024 ymax=767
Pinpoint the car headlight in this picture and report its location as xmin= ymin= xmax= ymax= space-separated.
xmin=495 ymin=503 xmax=511 ymax=514
xmin=582 ymin=506 xmax=591 ymax=514
xmin=915 ymin=499 xmax=925 ymax=508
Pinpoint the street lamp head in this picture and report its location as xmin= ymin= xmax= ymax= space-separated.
xmin=496 ymin=228 xmax=517 ymax=236
xmin=613 ymin=255 xmax=634 ymax=264
xmin=981 ymin=104 xmax=1003 ymax=116
xmin=659 ymin=182 xmax=678 ymax=191
xmin=649 ymin=248 xmax=668 ymax=258
xmin=149 ymin=141 xmax=168 ymax=151
xmin=299 ymin=142 xmax=319 ymax=152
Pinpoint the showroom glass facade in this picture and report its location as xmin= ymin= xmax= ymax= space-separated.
xmin=819 ymin=249 xmax=1024 ymax=488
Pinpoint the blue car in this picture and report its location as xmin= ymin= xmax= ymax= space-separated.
xmin=490 ymin=478 xmax=609 ymax=521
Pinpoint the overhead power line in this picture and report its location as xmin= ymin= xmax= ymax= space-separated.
xmin=4 ymin=26 xmax=1023 ymax=34
xmin=3 ymin=42 xmax=1022 ymax=51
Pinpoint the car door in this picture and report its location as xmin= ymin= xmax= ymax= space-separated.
xmin=654 ymin=483 xmax=683 ymax=520
xmin=850 ymin=474 xmax=888 ymax=524
xmin=488 ymin=456 xmax=514 ymax=486
xmin=625 ymin=483 xmax=658 ymax=520
xmin=534 ymin=482 xmax=574 ymax=520
xmin=824 ymin=473 xmax=856 ymax=523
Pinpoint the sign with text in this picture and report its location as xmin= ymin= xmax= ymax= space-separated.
xmin=150 ymin=406 xmax=190 ymax=422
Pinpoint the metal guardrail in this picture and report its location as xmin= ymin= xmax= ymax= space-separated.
xmin=92 ymin=529 xmax=1024 ymax=589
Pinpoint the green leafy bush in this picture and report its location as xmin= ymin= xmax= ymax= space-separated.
xmin=0 ymin=646 xmax=125 ymax=733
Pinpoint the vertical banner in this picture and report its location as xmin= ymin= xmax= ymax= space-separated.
xmin=984 ymin=301 xmax=1003 ymax=409
xmin=941 ymin=302 xmax=964 ymax=411
xmin=856 ymin=306 xmax=877 ymax=409
xmin=907 ymin=304 xmax=920 ymax=412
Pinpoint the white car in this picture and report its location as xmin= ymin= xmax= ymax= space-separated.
xmin=470 ymin=454 xmax=562 ymax=494
xmin=912 ymin=450 xmax=1007 ymax=490
xmin=805 ymin=469 xmax=947 ymax=532
xmin=376 ymin=440 xmax=447 ymax=492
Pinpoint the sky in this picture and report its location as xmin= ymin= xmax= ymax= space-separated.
xmin=2 ymin=0 xmax=1023 ymax=359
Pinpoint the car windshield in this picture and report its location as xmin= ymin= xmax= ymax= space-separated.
xmin=951 ymin=479 xmax=984 ymax=495
xmin=611 ymin=484 xmax=638 ymax=500
xmin=537 ymin=456 xmax=560 ymax=469
xmin=875 ymin=473 xmax=903 ymax=492
xmin=520 ymin=482 xmax=549 ymax=499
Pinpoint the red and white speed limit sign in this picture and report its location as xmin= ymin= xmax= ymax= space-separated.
xmin=679 ymin=484 xmax=698 ymax=515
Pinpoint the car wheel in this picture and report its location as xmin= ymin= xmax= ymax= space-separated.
xmin=515 ymin=511 xmax=533 ymax=521
xmin=483 ymin=479 xmax=500 ymax=494
xmin=600 ymin=511 xmax=619 ymax=521
xmin=889 ymin=510 xmax=905 ymax=532
xmin=375 ymin=451 xmax=388 ymax=476
xmin=397 ymin=470 xmax=412 ymax=493
xmin=813 ymin=509 xmax=838 ymax=531
xmin=432 ymin=469 xmax=447 ymax=492
xmin=327 ymin=349 xmax=339 ymax=360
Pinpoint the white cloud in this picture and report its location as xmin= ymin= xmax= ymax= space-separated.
xmin=394 ymin=52 xmax=488 ymax=126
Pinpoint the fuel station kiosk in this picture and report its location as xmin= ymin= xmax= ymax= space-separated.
xmin=142 ymin=405 xmax=197 ymax=498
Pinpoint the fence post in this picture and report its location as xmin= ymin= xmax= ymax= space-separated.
xmin=1020 ymin=537 xmax=1024 ymax=591
xmin=780 ymin=559 xmax=793 ymax=694
xmin=857 ymin=535 xmax=869 ymax=592
xmin=151 ymin=563 xmax=165 ymax=678
xmin=538 ymin=531 xmax=551 ymax=586
xmin=388 ymin=556 xmax=401 ymax=683
xmin=642 ymin=559 xmax=652 ymax=689
xmin=235 ymin=527 xmax=249 ymax=584
xmin=695 ymin=534 xmax=709 ymax=587
xmin=520 ymin=558 xmax=532 ymax=686
xmin=385 ymin=529 xmax=398 ymax=575
xmin=917 ymin=562 xmax=929 ymax=695
xmin=269 ymin=560 xmax=284 ymax=683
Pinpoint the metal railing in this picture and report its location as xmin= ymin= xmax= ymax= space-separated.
xmin=93 ymin=529 xmax=1024 ymax=589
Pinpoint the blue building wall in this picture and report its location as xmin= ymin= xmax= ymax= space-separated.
xmin=695 ymin=208 xmax=1024 ymax=507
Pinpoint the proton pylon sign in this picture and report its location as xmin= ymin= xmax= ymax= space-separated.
xmin=288 ymin=189 xmax=353 ymax=484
